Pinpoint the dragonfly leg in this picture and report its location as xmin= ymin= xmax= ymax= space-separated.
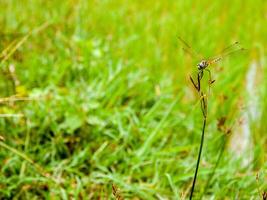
xmin=204 ymin=69 xmax=215 ymax=94
xmin=204 ymin=69 xmax=215 ymax=85
xmin=190 ymin=75 xmax=199 ymax=91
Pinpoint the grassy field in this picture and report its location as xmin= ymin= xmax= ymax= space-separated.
xmin=0 ymin=0 xmax=266 ymax=199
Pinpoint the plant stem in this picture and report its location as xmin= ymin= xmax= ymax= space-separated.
xmin=189 ymin=116 xmax=207 ymax=200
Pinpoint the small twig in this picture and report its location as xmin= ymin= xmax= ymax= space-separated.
xmin=256 ymin=172 xmax=267 ymax=200
xmin=256 ymin=173 xmax=262 ymax=199
xmin=0 ymin=95 xmax=40 ymax=103
xmin=0 ymin=113 xmax=24 ymax=118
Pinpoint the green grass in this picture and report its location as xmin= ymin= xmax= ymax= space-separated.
xmin=0 ymin=0 xmax=266 ymax=199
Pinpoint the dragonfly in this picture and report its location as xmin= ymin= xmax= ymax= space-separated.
xmin=178 ymin=36 xmax=245 ymax=93
xmin=179 ymin=38 xmax=246 ymax=199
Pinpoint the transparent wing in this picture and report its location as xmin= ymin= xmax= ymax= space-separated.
xmin=207 ymin=42 xmax=246 ymax=65
xmin=178 ymin=36 xmax=202 ymax=59
xmin=220 ymin=41 xmax=240 ymax=54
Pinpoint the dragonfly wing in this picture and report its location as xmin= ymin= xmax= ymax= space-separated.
xmin=182 ymin=47 xmax=197 ymax=58
xmin=220 ymin=41 xmax=239 ymax=54
xmin=207 ymin=43 xmax=246 ymax=65
xmin=178 ymin=36 xmax=202 ymax=59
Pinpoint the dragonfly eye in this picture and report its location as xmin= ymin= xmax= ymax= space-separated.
xmin=197 ymin=61 xmax=205 ymax=69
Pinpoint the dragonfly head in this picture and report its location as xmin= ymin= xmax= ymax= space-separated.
xmin=197 ymin=60 xmax=208 ymax=70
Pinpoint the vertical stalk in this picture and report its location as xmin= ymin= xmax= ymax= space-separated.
xmin=189 ymin=116 xmax=207 ymax=200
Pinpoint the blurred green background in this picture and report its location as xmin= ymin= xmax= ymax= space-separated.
xmin=0 ymin=0 xmax=266 ymax=199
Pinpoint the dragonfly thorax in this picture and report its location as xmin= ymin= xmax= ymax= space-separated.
xmin=197 ymin=60 xmax=208 ymax=70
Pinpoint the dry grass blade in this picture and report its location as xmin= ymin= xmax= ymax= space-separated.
xmin=112 ymin=184 xmax=124 ymax=200
xmin=0 ymin=141 xmax=50 ymax=178
xmin=0 ymin=21 xmax=51 ymax=65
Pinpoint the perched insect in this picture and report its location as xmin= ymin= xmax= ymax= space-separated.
xmin=180 ymin=37 xmax=246 ymax=200
xmin=178 ymin=37 xmax=245 ymax=92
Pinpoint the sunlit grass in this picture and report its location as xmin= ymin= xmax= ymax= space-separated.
xmin=0 ymin=0 xmax=266 ymax=199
